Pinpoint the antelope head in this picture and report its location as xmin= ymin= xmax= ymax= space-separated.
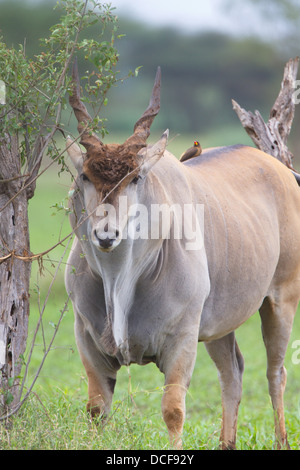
xmin=67 ymin=60 xmax=168 ymax=252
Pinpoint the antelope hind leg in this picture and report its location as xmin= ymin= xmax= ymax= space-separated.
xmin=205 ymin=332 xmax=244 ymax=450
xmin=259 ymin=293 xmax=297 ymax=449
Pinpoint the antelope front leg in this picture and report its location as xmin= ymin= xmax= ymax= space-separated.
xmin=160 ymin=338 xmax=198 ymax=449
xmin=74 ymin=312 xmax=120 ymax=421
xmin=161 ymin=379 xmax=187 ymax=449
xmin=76 ymin=330 xmax=118 ymax=420
xmin=82 ymin=357 xmax=119 ymax=422
xmin=81 ymin=353 xmax=118 ymax=420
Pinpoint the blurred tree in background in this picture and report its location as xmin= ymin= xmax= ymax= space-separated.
xmin=1 ymin=0 xmax=298 ymax=146
xmin=229 ymin=0 xmax=300 ymax=52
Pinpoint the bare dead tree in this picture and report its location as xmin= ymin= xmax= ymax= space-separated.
xmin=232 ymin=57 xmax=299 ymax=170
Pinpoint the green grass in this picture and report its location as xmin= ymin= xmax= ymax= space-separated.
xmin=1 ymin=130 xmax=300 ymax=450
xmin=1 ymin=312 xmax=300 ymax=449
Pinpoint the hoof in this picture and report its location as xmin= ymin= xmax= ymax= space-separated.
xmin=220 ymin=441 xmax=236 ymax=450
xmin=86 ymin=402 xmax=105 ymax=420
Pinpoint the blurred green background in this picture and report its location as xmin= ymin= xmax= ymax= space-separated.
xmin=1 ymin=0 xmax=300 ymax=161
xmin=1 ymin=0 xmax=300 ymax=448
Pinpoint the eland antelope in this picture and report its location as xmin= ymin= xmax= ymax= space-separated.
xmin=65 ymin=63 xmax=300 ymax=449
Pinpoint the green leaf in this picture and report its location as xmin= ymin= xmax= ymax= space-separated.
xmin=7 ymin=377 xmax=14 ymax=388
xmin=135 ymin=66 xmax=143 ymax=77
xmin=5 ymin=391 xmax=14 ymax=405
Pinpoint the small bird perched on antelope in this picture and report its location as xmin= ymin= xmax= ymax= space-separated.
xmin=180 ymin=140 xmax=202 ymax=162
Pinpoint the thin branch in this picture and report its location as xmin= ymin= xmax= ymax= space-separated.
xmin=0 ymin=173 xmax=30 ymax=183
xmin=0 ymin=128 xmax=76 ymax=214
xmin=0 ymin=295 xmax=70 ymax=421
xmin=18 ymin=236 xmax=73 ymax=403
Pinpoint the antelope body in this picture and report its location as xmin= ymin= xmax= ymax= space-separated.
xmin=65 ymin=65 xmax=300 ymax=449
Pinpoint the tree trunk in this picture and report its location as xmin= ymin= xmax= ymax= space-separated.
xmin=0 ymin=132 xmax=31 ymax=413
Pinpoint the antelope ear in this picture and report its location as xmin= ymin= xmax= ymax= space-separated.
xmin=139 ymin=129 xmax=169 ymax=176
xmin=66 ymin=137 xmax=84 ymax=172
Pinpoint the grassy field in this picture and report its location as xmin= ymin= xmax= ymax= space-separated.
xmin=1 ymin=129 xmax=300 ymax=450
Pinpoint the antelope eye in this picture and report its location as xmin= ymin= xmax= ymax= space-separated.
xmin=81 ymin=173 xmax=90 ymax=182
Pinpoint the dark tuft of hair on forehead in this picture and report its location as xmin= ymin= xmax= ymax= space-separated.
xmin=85 ymin=142 xmax=144 ymax=186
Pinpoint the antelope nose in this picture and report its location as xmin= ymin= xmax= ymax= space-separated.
xmin=99 ymin=237 xmax=114 ymax=249
xmin=94 ymin=230 xmax=119 ymax=249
